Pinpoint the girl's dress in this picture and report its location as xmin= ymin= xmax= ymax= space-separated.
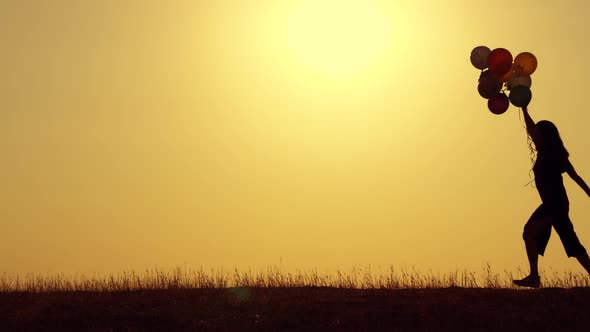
xmin=524 ymin=152 xmax=586 ymax=257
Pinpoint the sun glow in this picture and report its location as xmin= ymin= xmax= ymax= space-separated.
xmin=283 ymin=0 xmax=395 ymax=76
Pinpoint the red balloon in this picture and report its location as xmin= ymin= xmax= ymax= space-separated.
xmin=487 ymin=48 xmax=513 ymax=77
xmin=478 ymin=75 xmax=502 ymax=99
xmin=488 ymin=92 xmax=509 ymax=115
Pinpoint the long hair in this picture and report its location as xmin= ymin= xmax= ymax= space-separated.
xmin=530 ymin=120 xmax=569 ymax=170
xmin=524 ymin=119 xmax=569 ymax=186
xmin=535 ymin=120 xmax=569 ymax=158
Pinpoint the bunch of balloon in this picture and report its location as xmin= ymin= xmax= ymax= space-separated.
xmin=470 ymin=46 xmax=537 ymax=115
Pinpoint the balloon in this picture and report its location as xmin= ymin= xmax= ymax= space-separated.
xmin=514 ymin=52 xmax=537 ymax=76
xmin=509 ymin=86 xmax=532 ymax=107
xmin=478 ymin=69 xmax=499 ymax=84
xmin=487 ymin=48 xmax=513 ymax=77
xmin=478 ymin=75 xmax=502 ymax=99
xmin=478 ymin=69 xmax=495 ymax=80
xmin=470 ymin=46 xmax=491 ymax=70
xmin=507 ymin=75 xmax=532 ymax=90
xmin=488 ymin=92 xmax=509 ymax=115
xmin=500 ymin=63 xmax=515 ymax=82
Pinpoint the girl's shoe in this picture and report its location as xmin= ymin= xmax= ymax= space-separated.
xmin=513 ymin=275 xmax=541 ymax=288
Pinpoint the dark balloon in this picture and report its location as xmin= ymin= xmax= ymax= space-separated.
xmin=507 ymin=75 xmax=532 ymax=90
xmin=487 ymin=48 xmax=513 ymax=77
xmin=470 ymin=46 xmax=491 ymax=70
xmin=478 ymin=75 xmax=502 ymax=99
xmin=488 ymin=92 xmax=509 ymax=115
xmin=509 ymin=85 xmax=532 ymax=107
xmin=478 ymin=69 xmax=495 ymax=81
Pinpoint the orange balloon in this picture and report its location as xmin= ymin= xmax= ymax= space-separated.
xmin=514 ymin=52 xmax=538 ymax=76
xmin=500 ymin=63 xmax=515 ymax=82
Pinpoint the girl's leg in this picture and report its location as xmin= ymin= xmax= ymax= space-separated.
xmin=521 ymin=206 xmax=552 ymax=277
xmin=576 ymin=253 xmax=590 ymax=274
xmin=551 ymin=210 xmax=590 ymax=273
xmin=514 ymin=205 xmax=551 ymax=287
xmin=525 ymin=239 xmax=540 ymax=277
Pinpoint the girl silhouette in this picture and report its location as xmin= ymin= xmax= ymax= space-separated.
xmin=513 ymin=107 xmax=590 ymax=288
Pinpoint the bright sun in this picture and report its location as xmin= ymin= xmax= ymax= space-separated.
xmin=283 ymin=0 xmax=394 ymax=76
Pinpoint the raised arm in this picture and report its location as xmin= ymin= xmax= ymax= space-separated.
xmin=566 ymin=161 xmax=590 ymax=197
xmin=522 ymin=107 xmax=536 ymax=138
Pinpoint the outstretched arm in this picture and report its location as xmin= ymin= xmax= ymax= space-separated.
xmin=566 ymin=162 xmax=590 ymax=197
xmin=522 ymin=107 xmax=536 ymax=139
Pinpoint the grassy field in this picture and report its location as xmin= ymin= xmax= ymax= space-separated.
xmin=2 ymin=266 xmax=590 ymax=331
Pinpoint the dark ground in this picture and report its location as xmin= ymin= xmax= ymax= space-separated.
xmin=2 ymin=287 xmax=590 ymax=331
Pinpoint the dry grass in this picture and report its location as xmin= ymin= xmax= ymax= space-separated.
xmin=3 ymin=266 xmax=590 ymax=331
xmin=2 ymin=264 xmax=589 ymax=293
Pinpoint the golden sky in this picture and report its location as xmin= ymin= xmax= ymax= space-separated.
xmin=2 ymin=0 xmax=590 ymax=275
